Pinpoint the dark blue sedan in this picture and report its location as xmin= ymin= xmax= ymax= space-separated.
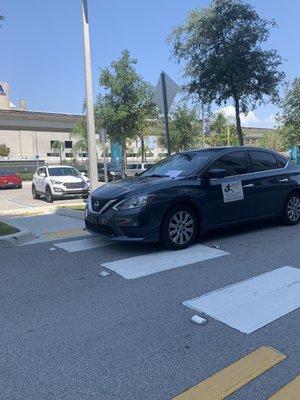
xmin=85 ymin=147 xmax=300 ymax=249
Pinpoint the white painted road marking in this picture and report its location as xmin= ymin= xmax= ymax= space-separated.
xmin=55 ymin=237 xmax=111 ymax=252
xmin=102 ymin=244 xmax=229 ymax=279
xmin=183 ymin=266 xmax=300 ymax=334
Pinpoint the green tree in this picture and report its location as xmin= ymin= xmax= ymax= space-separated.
xmin=96 ymin=50 xmax=157 ymax=176
xmin=0 ymin=143 xmax=10 ymax=157
xmin=207 ymin=113 xmax=239 ymax=146
xmin=72 ymin=119 xmax=88 ymax=153
xmin=169 ymin=0 xmax=284 ymax=146
xmin=159 ymin=104 xmax=201 ymax=153
xmin=51 ymin=140 xmax=64 ymax=164
xmin=0 ymin=15 xmax=4 ymax=26
xmin=279 ymin=78 xmax=300 ymax=146
xmin=259 ymin=130 xmax=286 ymax=152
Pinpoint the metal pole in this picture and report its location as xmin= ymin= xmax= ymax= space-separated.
xmin=81 ymin=0 xmax=98 ymax=191
xmin=161 ymin=72 xmax=171 ymax=156
xmin=101 ymin=128 xmax=108 ymax=183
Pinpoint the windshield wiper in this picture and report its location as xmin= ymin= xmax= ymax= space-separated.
xmin=146 ymin=174 xmax=169 ymax=178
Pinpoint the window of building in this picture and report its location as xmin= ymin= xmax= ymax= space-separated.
xmin=209 ymin=151 xmax=249 ymax=176
xmin=64 ymin=141 xmax=73 ymax=149
xmin=249 ymin=151 xmax=278 ymax=172
xmin=65 ymin=153 xmax=74 ymax=158
xmin=47 ymin=152 xmax=60 ymax=157
xmin=78 ymin=152 xmax=87 ymax=158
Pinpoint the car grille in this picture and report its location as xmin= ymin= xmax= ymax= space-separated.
xmin=64 ymin=182 xmax=85 ymax=189
xmin=91 ymin=197 xmax=111 ymax=213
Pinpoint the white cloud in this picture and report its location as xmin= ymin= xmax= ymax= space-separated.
xmin=217 ymin=105 xmax=276 ymax=129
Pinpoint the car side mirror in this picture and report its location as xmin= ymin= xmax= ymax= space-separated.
xmin=81 ymin=172 xmax=86 ymax=177
xmin=40 ymin=172 xmax=46 ymax=178
xmin=206 ymin=168 xmax=227 ymax=180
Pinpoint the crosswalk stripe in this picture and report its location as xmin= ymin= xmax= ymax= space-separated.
xmin=54 ymin=237 xmax=111 ymax=252
xmin=183 ymin=266 xmax=300 ymax=334
xmin=172 ymin=346 xmax=286 ymax=400
xmin=269 ymin=375 xmax=300 ymax=400
xmin=102 ymin=244 xmax=229 ymax=279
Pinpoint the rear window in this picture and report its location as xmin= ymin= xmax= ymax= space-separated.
xmin=0 ymin=170 xmax=16 ymax=176
xmin=250 ymin=151 xmax=278 ymax=172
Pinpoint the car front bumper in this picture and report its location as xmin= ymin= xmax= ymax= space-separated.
xmin=84 ymin=204 xmax=162 ymax=243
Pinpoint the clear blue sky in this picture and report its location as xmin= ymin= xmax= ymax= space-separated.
xmin=1 ymin=0 xmax=300 ymax=128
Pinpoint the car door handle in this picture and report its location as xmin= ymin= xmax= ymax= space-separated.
xmin=278 ymin=178 xmax=288 ymax=183
xmin=243 ymin=183 xmax=254 ymax=188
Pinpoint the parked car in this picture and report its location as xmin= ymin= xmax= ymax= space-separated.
xmin=98 ymin=163 xmax=123 ymax=182
xmin=126 ymin=163 xmax=154 ymax=177
xmin=85 ymin=147 xmax=300 ymax=249
xmin=0 ymin=170 xmax=22 ymax=189
xmin=32 ymin=165 xmax=90 ymax=202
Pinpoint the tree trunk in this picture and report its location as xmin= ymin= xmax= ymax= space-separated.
xmin=234 ymin=97 xmax=244 ymax=146
xmin=141 ymin=136 xmax=145 ymax=163
xmin=121 ymin=134 xmax=127 ymax=178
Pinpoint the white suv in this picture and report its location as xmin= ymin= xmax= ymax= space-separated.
xmin=32 ymin=165 xmax=90 ymax=202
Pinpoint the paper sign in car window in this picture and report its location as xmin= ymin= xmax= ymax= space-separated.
xmin=222 ymin=181 xmax=244 ymax=203
xmin=166 ymin=170 xmax=182 ymax=178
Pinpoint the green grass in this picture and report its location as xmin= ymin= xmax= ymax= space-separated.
xmin=0 ymin=222 xmax=19 ymax=236
xmin=18 ymin=171 xmax=34 ymax=181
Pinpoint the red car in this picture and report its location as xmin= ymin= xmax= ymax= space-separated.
xmin=0 ymin=170 xmax=22 ymax=189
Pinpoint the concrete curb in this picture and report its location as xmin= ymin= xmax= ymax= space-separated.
xmin=0 ymin=206 xmax=57 ymax=217
xmin=56 ymin=207 xmax=84 ymax=220
xmin=0 ymin=217 xmax=34 ymax=248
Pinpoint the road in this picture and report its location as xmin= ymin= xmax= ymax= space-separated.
xmin=0 ymin=211 xmax=299 ymax=400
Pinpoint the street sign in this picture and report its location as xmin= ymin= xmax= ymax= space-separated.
xmin=153 ymin=72 xmax=179 ymax=113
xmin=153 ymin=72 xmax=179 ymax=156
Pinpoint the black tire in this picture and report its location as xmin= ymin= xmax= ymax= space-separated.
xmin=32 ymin=184 xmax=40 ymax=199
xmin=160 ymin=205 xmax=198 ymax=250
xmin=281 ymin=192 xmax=300 ymax=226
xmin=45 ymin=186 xmax=54 ymax=203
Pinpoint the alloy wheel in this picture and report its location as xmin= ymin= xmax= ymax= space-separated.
xmin=168 ymin=211 xmax=195 ymax=246
xmin=287 ymin=195 xmax=300 ymax=222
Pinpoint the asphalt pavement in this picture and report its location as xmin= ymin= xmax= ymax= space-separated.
xmin=0 ymin=215 xmax=299 ymax=400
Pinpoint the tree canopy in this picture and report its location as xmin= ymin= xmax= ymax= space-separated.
xmin=279 ymin=78 xmax=300 ymax=146
xmin=207 ymin=113 xmax=239 ymax=146
xmin=159 ymin=104 xmax=201 ymax=153
xmin=169 ymin=0 xmax=285 ymax=146
xmin=95 ymin=50 xmax=157 ymax=174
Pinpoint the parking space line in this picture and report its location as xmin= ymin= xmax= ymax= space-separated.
xmin=54 ymin=237 xmax=111 ymax=252
xmin=44 ymin=228 xmax=89 ymax=240
xmin=102 ymin=244 xmax=229 ymax=279
xmin=183 ymin=266 xmax=300 ymax=334
xmin=172 ymin=346 xmax=286 ymax=400
xmin=269 ymin=375 xmax=300 ymax=399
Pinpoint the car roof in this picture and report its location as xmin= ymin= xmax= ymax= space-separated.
xmin=185 ymin=146 xmax=278 ymax=155
xmin=46 ymin=165 xmax=73 ymax=168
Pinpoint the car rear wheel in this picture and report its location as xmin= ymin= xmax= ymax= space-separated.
xmin=281 ymin=192 xmax=300 ymax=225
xmin=32 ymin=184 xmax=40 ymax=199
xmin=161 ymin=205 xmax=198 ymax=250
xmin=45 ymin=186 xmax=54 ymax=203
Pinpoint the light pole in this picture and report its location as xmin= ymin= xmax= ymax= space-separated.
xmin=81 ymin=0 xmax=98 ymax=191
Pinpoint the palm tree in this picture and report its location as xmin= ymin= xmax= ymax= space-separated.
xmin=51 ymin=140 xmax=64 ymax=164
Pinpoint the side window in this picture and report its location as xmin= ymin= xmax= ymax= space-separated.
xmin=250 ymin=151 xmax=278 ymax=172
xmin=209 ymin=151 xmax=248 ymax=176
xmin=276 ymin=155 xmax=288 ymax=168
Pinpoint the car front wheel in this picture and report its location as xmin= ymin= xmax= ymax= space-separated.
xmin=45 ymin=186 xmax=54 ymax=203
xmin=282 ymin=192 xmax=300 ymax=225
xmin=161 ymin=205 xmax=198 ymax=250
xmin=32 ymin=184 xmax=39 ymax=199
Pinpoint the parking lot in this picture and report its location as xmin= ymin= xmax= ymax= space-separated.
xmin=0 ymin=202 xmax=299 ymax=399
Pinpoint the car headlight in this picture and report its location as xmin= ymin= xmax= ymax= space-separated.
xmin=112 ymin=194 xmax=154 ymax=211
xmin=50 ymin=179 xmax=63 ymax=185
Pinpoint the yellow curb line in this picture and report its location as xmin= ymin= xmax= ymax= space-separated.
xmin=173 ymin=346 xmax=286 ymax=400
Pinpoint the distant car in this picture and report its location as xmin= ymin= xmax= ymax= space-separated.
xmin=98 ymin=163 xmax=123 ymax=182
xmin=85 ymin=147 xmax=300 ymax=250
xmin=0 ymin=170 xmax=22 ymax=189
xmin=126 ymin=163 xmax=154 ymax=177
xmin=32 ymin=165 xmax=90 ymax=202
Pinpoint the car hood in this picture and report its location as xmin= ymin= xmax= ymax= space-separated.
xmin=50 ymin=175 xmax=87 ymax=184
xmin=92 ymin=176 xmax=173 ymax=199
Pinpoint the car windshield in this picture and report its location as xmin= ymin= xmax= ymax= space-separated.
xmin=142 ymin=151 xmax=218 ymax=178
xmin=48 ymin=167 xmax=80 ymax=177
xmin=0 ymin=170 xmax=16 ymax=176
